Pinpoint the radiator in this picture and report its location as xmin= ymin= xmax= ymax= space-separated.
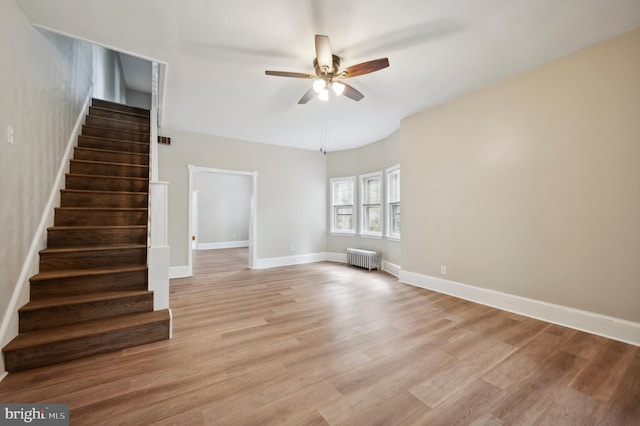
xmin=346 ymin=248 xmax=380 ymax=271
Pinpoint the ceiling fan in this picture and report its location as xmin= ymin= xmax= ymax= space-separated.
xmin=265 ymin=35 xmax=390 ymax=104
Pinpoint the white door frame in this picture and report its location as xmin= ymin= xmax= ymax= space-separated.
xmin=187 ymin=165 xmax=257 ymax=271
xmin=191 ymin=189 xmax=199 ymax=249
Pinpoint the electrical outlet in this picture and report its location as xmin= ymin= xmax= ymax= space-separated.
xmin=440 ymin=265 xmax=447 ymax=275
xmin=290 ymin=245 xmax=295 ymax=252
xmin=7 ymin=126 xmax=14 ymax=145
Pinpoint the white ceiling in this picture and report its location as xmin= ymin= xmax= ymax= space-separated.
xmin=16 ymin=0 xmax=640 ymax=151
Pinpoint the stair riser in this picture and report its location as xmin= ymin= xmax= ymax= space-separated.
xmin=92 ymin=99 xmax=150 ymax=117
xmin=89 ymin=107 xmax=149 ymax=124
xmin=82 ymin=126 xmax=150 ymax=143
xmin=31 ymin=270 xmax=148 ymax=299
xmin=3 ymin=319 xmax=170 ymax=372
xmin=78 ymin=136 xmax=149 ymax=154
xmin=70 ymin=161 xmax=149 ymax=178
xmin=47 ymin=227 xmax=147 ymax=247
xmin=74 ymin=148 xmax=149 ymax=165
xmin=60 ymin=191 xmax=148 ymax=208
xmin=40 ymin=248 xmax=146 ymax=272
xmin=54 ymin=209 xmax=147 ymax=226
xmin=85 ymin=116 xmax=150 ymax=134
xmin=66 ymin=174 xmax=149 ymax=192
xmin=19 ymin=294 xmax=154 ymax=333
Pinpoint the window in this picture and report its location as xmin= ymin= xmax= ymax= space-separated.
xmin=386 ymin=165 xmax=400 ymax=239
xmin=360 ymin=172 xmax=382 ymax=236
xmin=330 ymin=176 xmax=355 ymax=234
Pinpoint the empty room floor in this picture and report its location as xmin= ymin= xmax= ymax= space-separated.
xmin=0 ymin=248 xmax=638 ymax=424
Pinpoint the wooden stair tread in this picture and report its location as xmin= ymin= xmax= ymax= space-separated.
xmin=66 ymin=173 xmax=149 ymax=181
xmin=83 ymin=125 xmax=149 ymax=138
xmin=40 ymin=244 xmax=146 ymax=254
xmin=71 ymin=159 xmax=149 ymax=169
xmin=19 ymin=291 xmax=152 ymax=311
xmin=61 ymin=189 xmax=148 ymax=195
xmin=92 ymin=98 xmax=150 ymax=116
xmin=48 ymin=225 xmax=147 ymax=231
xmin=86 ymin=115 xmax=150 ymax=127
xmin=89 ymin=106 xmax=149 ymax=120
xmin=79 ymin=134 xmax=150 ymax=147
xmin=3 ymin=310 xmax=169 ymax=351
xmin=75 ymin=146 xmax=149 ymax=157
xmin=31 ymin=265 xmax=148 ymax=281
xmin=55 ymin=207 xmax=147 ymax=211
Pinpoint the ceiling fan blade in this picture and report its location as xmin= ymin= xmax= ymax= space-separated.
xmin=343 ymin=58 xmax=389 ymax=78
xmin=265 ymin=71 xmax=314 ymax=79
xmin=298 ymin=88 xmax=316 ymax=104
xmin=342 ymin=83 xmax=364 ymax=101
xmin=315 ymin=35 xmax=333 ymax=71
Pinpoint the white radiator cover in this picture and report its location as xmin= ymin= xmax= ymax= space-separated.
xmin=346 ymin=248 xmax=380 ymax=271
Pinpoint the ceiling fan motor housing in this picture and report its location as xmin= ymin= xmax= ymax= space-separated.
xmin=314 ymin=55 xmax=343 ymax=78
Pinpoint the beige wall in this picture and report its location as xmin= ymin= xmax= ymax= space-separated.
xmin=0 ymin=2 xmax=92 ymax=331
xmin=158 ymin=128 xmax=327 ymax=267
xmin=327 ymin=131 xmax=401 ymax=265
xmin=401 ymin=28 xmax=640 ymax=322
xmin=194 ymin=172 xmax=251 ymax=245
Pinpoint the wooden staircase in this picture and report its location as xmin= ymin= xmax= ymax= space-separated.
xmin=2 ymin=99 xmax=170 ymax=372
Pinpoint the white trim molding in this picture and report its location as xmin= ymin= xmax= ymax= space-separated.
xmin=197 ymin=241 xmax=249 ymax=250
xmin=399 ymin=270 xmax=640 ymax=347
xmin=252 ymin=253 xmax=328 ymax=269
xmin=382 ymin=261 xmax=401 ymax=278
xmin=326 ymin=252 xmax=348 ymax=264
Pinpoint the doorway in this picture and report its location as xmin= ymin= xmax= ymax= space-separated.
xmin=187 ymin=165 xmax=258 ymax=273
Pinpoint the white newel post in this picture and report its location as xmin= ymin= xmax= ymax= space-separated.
xmin=148 ymin=62 xmax=171 ymax=325
xmin=149 ymin=182 xmax=170 ymax=310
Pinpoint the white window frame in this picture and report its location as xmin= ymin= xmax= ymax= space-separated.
xmin=330 ymin=176 xmax=356 ymax=235
xmin=386 ymin=165 xmax=401 ymax=240
xmin=359 ymin=171 xmax=383 ymax=237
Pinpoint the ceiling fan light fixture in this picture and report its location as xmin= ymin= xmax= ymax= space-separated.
xmin=265 ymin=35 xmax=389 ymax=104
xmin=331 ymin=81 xmax=345 ymax=96
xmin=313 ymin=79 xmax=326 ymax=94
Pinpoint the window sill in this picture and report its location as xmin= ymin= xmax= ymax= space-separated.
xmin=330 ymin=232 xmax=356 ymax=237
xmin=360 ymin=233 xmax=383 ymax=240
xmin=386 ymin=235 xmax=401 ymax=242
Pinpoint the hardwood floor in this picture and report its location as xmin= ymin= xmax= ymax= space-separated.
xmin=1 ymin=248 xmax=638 ymax=425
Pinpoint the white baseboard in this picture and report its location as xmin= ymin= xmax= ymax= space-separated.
xmin=326 ymin=252 xmax=347 ymax=263
xmin=197 ymin=241 xmax=249 ymax=250
xmin=382 ymin=261 xmax=401 ymax=278
xmin=169 ymin=266 xmax=192 ymax=279
xmin=399 ymin=270 xmax=640 ymax=347
xmin=252 ymin=253 xmax=328 ymax=269
xmin=0 ymin=87 xmax=93 ymax=378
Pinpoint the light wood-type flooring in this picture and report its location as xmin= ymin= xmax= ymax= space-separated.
xmin=1 ymin=248 xmax=638 ymax=425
